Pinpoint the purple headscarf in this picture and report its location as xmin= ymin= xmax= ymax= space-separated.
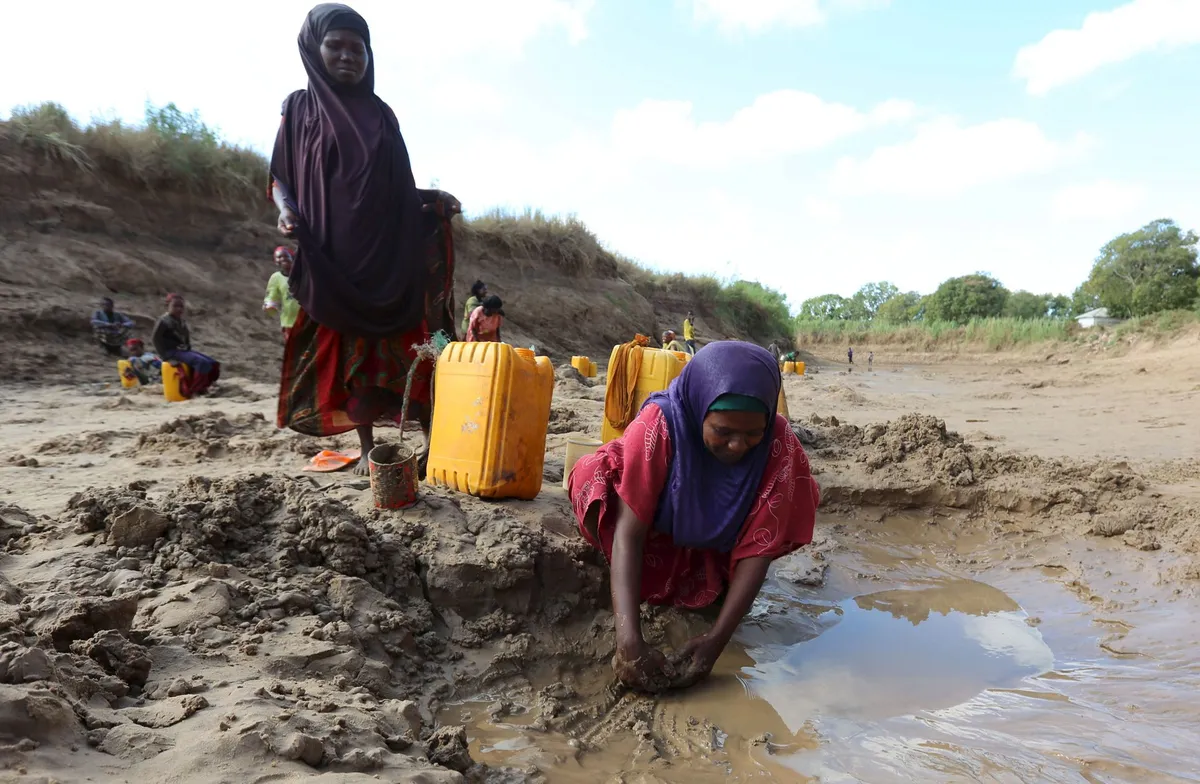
xmin=643 ymin=341 xmax=782 ymax=553
xmin=269 ymin=3 xmax=427 ymax=338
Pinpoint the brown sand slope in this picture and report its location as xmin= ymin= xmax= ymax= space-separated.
xmin=0 ymin=136 xmax=778 ymax=387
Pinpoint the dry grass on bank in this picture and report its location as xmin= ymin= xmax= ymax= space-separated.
xmin=2 ymin=101 xmax=264 ymax=208
xmin=2 ymin=102 xmax=795 ymax=344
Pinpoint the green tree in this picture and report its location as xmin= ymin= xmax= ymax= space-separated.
xmin=1070 ymin=285 xmax=1100 ymax=317
xmin=145 ymin=102 xmax=217 ymax=144
xmin=876 ymin=291 xmax=923 ymax=324
xmin=1083 ymin=218 xmax=1199 ymax=317
xmin=925 ymin=274 xmax=1010 ymax=324
xmin=851 ymin=281 xmax=900 ymax=319
xmin=1046 ymin=294 xmax=1072 ymax=319
xmin=1003 ymin=290 xmax=1049 ymax=320
xmin=797 ymin=294 xmax=857 ymax=321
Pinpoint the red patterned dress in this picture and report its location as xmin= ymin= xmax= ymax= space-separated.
xmin=274 ymin=189 xmax=457 ymax=437
xmin=568 ymin=403 xmax=820 ymax=608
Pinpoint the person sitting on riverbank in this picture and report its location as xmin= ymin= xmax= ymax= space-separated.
xmin=152 ymin=294 xmax=220 ymax=397
xmin=264 ymin=246 xmax=300 ymax=341
xmin=123 ymin=338 xmax=162 ymax=384
xmin=91 ymin=297 xmax=135 ymax=357
xmin=467 ymin=295 xmax=504 ymax=342
xmin=461 ymin=280 xmax=487 ymax=337
xmin=568 ymin=341 xmax=820 ymax=692
xmin=662 ymin=330 xmax=687 ymax=353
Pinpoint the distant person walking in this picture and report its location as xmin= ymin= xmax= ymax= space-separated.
xmin=848 ymin=346 xmax=854 ymax=366
xmin=91 ymin=297 xmax=135 ymax=357
xmin=264 ymin=246 xmax=300 ymax=341
xmin=153 ymin=294 xmax=221 ymax=397
xmin=683 ymin=311 xmax=697 ymax=354
xmin=461 ymin=280 xmax=487 ymax=337
xmin=868 ymin=351 xmax=874 ymax=370
xmin=269 ymin=3 xmax=460 ymax=475
xmin=466 ymin=295 xmax=504 ymax=342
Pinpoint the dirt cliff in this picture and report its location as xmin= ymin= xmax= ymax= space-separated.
xmin=0 ymin=132 xmax=784 ymax=387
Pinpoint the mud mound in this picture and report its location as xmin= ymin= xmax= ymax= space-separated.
xmin=1 ymin=504 xmax=38 ymax=549
xmin=0 ymin=471 xmax=633 ymax=779
xmin=36 ymin=429 xmax=125 ymax=456
xmin=857 ymin=414 xmax=978 ymax=486
xmin=548 ymin=400 xmax=591 ymax=435
xmin=124 ymin=411 xmax=300 ymax=461
xmin=825 ymin=384 xmax=868 ymax=406
xmin=800 ymin=412 xmax=1195 ymax=558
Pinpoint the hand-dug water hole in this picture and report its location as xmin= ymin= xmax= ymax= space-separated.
xmin=441 ymin=512 xmax=1200 ymax=782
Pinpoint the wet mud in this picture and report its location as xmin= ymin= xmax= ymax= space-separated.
xmin=1 ymin=366 xmax=1199 ymax=782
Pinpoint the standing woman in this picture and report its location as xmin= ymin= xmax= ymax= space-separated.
xmin=568 ymin=342 xmax=820 ymax=691
xmin=270 ymin=4 xmax=452 ymax=475
xmin=152 ymin=294 xmax=221 ymax=397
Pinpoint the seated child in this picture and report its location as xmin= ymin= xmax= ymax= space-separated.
xmin=124 ymin=338 xmax=162 ymax=384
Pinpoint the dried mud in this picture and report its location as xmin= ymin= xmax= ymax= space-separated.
xmin=2 ymin=365 xmax=1197 ymax=782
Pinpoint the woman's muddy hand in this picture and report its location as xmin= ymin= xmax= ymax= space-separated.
xmin=612 ymin=639 xmax=670 ymax=692
xmin=674 ymin=634 xmax=723 ymax=687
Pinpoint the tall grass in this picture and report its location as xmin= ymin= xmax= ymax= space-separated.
xmin=794 ymin=317 xmax=1076 ymax=351
xmin=461 ymin=207 xmax=618 ymax=279
xmin=1111 ymin=309 xmax=1200 ymax=340
xmin=2 ymin=101 xmax=265 ymax=207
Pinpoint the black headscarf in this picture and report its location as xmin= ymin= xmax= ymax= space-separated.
xmin=270 ymin=3 xmax=427 ymax=338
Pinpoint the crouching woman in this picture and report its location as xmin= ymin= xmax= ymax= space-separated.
xmin=568 ymin=341 xmax=819 ymax=691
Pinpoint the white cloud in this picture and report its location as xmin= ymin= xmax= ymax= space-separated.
xmin=803 ymin=197 xmax=843 ymax=222
xmin=1050 ymin=180 xmax=1148 ymax=221
xmin=2 ymin=0 xmax=589 ymax=151
xmin=424 ymin=78 xmax=506 ymax=114
xmin=610 ymin=91 xmax=915 ymax=167
xmin=689 ymin=0 xmax=889 ymax=33
xmin=1014 ymin=0 xmax=1200 ymax=96
xmin=830 ymin=118 xmax=1093 ymax=198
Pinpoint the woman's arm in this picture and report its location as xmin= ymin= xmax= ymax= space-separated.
xmin=273 ymin=181 xmax=297 ymax=237
xmin=609 ymin=496 xmax=670 ymax=691
xmin=151 ymin=319 xmax=171 ymax=359
xmin=677 ymin=556 xmax=771 ymax=684
xmin=264 ymin=274 xmax=282 ymax=314
xmin=466 ymin=307 xmax=481 ymax=342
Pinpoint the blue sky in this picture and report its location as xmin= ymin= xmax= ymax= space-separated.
xmin=7 ymin=0 xmax=1200 ymax=307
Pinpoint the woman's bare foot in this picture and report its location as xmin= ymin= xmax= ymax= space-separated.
xmin=354 ymin=425 xmax=374 ymax=477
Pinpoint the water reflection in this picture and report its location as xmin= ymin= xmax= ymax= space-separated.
xmin=743 ymin=580 xmax=1054 ymax=730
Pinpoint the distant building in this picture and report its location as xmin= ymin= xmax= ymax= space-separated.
xmin=1075 ymin=308 xmax=1124 ymax=328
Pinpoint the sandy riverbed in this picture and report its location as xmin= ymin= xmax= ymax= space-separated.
xmin=1 ymin=338 xmax=1198 ymax=782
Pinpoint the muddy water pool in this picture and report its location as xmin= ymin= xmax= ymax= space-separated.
xmin=443 ymin=516 xmax=1200 ymax=782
